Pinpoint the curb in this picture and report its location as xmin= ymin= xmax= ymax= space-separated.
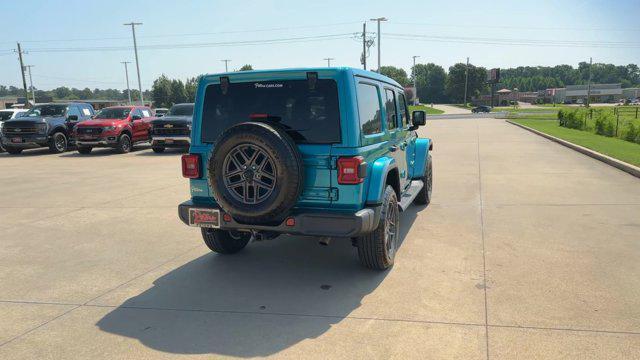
xmin=506 ymin=120 xmax=640 ymax=179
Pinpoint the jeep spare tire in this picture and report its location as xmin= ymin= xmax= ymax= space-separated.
xmin=208 ymin=122 xmax=303 ymax=224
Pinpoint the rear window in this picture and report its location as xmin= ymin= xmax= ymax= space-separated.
xmin=168 ymin=104 xmax=194 ymax=116
xmin=201 ymin=79 xmax=340 ymax=144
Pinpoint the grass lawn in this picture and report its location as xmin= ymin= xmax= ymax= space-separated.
xmin=409 ymin=104 xmax=444 ymax=115
xmin=510 ymin=118 xmax=640 ymax=167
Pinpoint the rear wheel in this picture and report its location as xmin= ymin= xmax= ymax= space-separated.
xmin=49 ymin=132 xmax=67 ymax=153
xmin=77 ymin=146 xmax=92 ymax=154
xmin=5 ymin=147 xmax=23 ymax=155
xmin=115 ymin=133 xmax=131 ymax=154
xmin=152 ymin=146 xmax=165 ymax=153
xmin=201 ymin=228 xmax=251 ymax=254
xmin=357 ymin=186 xmax=399 ymax=270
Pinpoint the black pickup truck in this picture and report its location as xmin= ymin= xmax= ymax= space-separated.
xmin=1 ymin=102 xmax=94 ymax=154
xmin=149 ymin=103 xmax=194 ymax=153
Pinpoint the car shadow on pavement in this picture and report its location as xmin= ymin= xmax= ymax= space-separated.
xmin=96 ymin=207 xmax=420 ymax=357
xmin=0 ymin=148 xmax=56 ymax=157
xmin=60 ymin=146 xmax=150 ymax=157
xmin=134 ymin=148 xmax=188 ymax=156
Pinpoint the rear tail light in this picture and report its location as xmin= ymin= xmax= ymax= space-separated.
xmin=337 ymin=156 xmax=366 ymax=184
xmin=181 ymin=154 xmax=201 ymax=178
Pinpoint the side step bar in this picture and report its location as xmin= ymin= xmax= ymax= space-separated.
xmin=398 ymin=179 xmax=424 ymax=212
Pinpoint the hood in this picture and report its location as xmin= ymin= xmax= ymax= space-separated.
xmin=77 ymin=119 xmax=123 ymax=127
xmin=4 ymin=116 xmax=60 ymax=125
xmin=152 ymin=115 xmax=192 ymax=124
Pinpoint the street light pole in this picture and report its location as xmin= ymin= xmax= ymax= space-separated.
xmin=123 ymin=22 xmax=144 ymax=105
xmin=586 ymin=57 xmax=593 ymax=107
xmin=25 ymin=65 xmax=35 ymax=104
xmin=221 ymin=59 xmax=231 ymax=72
xmin=324 ymin=58 xmax=334 ymax=67
xmin=16 ymin=42 xmax=29 ymax=107
xmin=412 ymin=55 xmax=420 ymax=105
xmin=370 ymin=17 xmax=387 ymax=72
xmin=121 ymin=61 xmax=132 ymax=104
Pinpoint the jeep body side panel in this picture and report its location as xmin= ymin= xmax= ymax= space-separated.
xmin=411 ymin=138 xmax=432 ymax=179
xmin=364 ymin=156 xmax=398 ymax=206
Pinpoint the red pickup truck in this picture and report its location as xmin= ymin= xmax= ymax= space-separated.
xmin=74 ymin=106 xmax=155 ymax=154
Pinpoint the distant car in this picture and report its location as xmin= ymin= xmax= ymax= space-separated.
xmin=74 ymin=106 xmax=155 ymax=154
xmin=0 ymin=109 xmax=28 ymax=152
xmin=149 ymin=103 xmax=194 ymax=153
xmin=472 ymin=105 xmax=491 ymax=113
xmin=576 ymin=99 xmax=584 ymax=105
xmin=631 ymin=98 xmax=640 ymax=105
xmin=154 ymin=108 xmax=169 ymax=117
xmin=1 ymin=102 xmax=95 ymax=154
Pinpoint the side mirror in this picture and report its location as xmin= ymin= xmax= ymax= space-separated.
xmin=411 ymin=110 xmax=426 ymax=128
xmin=131 ymin=115 xmax=142 ymax=121
xmin=67 ymin=115 xmax=78 ymax=121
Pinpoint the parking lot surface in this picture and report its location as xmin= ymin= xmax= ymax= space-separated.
xmin=1 ymin=118 xmax=639 ymax=359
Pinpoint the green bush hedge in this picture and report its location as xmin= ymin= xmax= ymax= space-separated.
xmin=558 ymin=108 xmax=585 ymax=130
xmin=557 ymin=107 xmax=640 ymax=144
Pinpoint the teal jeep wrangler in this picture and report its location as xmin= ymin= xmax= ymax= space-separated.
xmin=178 ymin=68 xmax=432 ymax=270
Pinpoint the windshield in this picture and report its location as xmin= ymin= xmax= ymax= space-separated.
xmin=24 ymin=105 xmax=67 ymax=118
xmin=201 ymin=79 xmax=340 ymax=144
xmin=95 ymin=108 xmax=131 ymax=119
xmin=167 ymin=104 xmax=194 ymax=116
xmin=0 ymin=111 xmax=14 ymax=121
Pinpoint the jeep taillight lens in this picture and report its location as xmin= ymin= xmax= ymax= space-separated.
xmin=182 ymin=154 xmax=200 ymax=179
xmin=338 ymin=156 xmax=366 ymax=184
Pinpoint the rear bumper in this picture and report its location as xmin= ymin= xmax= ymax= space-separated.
xmin=178 ymin=200 xmax=381 ymax=237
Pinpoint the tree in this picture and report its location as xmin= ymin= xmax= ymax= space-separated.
xmin=379 ymin=66 xmax=410 ymax=86
xmin=170 ymin=79 xmax=187 ymax=104
xmin=151 ymin=75 xmax=172 ymax=108
xmin=446 ymin=63 xmax=487 ymax=103
xmin=185 ymin=77 xmax=198 ymax=101
xmin=238 ymin=64 xmax=253 ymax=71
xmin=412 ymin=63 xmax=446 ymax=103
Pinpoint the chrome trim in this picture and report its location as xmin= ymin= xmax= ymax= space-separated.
xmin=151 ymin=136 xmax=191 ymax=143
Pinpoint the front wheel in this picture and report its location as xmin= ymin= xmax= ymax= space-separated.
xmin=49 ymin=132 xmax=68 ymax=153
xmin=115 ymin=133 xmax=131 ymax=154
xmin=357 ymin=185 xmax=399 ymax=270
xmin=414 ymin=154 xmax=432 ymax=206
xmin=201 ymin=228 xmax=251 ymax=254
xmin=5 ymin=147 xmax=23 ymax=155
xmin=152 ymin=146 xmax=165 ymax=153
xmin=77 ymin=146 xmax=92 ymax=154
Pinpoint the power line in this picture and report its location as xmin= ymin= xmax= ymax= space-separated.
xmin=390 ymin=21 xmax=640 ymax=33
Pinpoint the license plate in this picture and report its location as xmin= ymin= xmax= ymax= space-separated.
xmin=188 ymin=208 xmax=220 ymax=228
xmin=11 ymin=137 xmax=22 ymax=143
xmin=81 ymin=136 xmax=95 ymax=140
xmin=165 ymin=139 xmax=174 ymax=144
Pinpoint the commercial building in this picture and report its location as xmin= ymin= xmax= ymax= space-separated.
xmin=564 ymin=83 xmax=622 ymax=103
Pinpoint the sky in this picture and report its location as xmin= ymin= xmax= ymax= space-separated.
xmin=1 ymin=0 xmax=638 ymax=91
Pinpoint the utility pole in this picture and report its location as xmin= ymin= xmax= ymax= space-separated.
xmin=25 ymin=65 xmax=35 ymax=104
xmin=124 ymin=22 xmax=144 ymax=105
xmin=370 ymin=17 xmax=387 ymax=72
xmin=412 ymin=55 xmax=420 ymax=105
xmin=586 ymin=57 xmax=592 ymax=107
xmin=323 ymin=58 xmax=334 ymax=67
xmin=362 ymin=22 xmax=367 ymax=70
xmin=121 ymin=61 xmax=132 ymax=104
xmin=221 ymin=59 xmax=231 ymax=72
xmin=463 ymin=57 xmax=470 ymax=107
xmin=16 ymin=43 xmax=29 ymax=107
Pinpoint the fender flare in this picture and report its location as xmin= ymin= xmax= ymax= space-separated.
xmin=412 ymin=137 xmax=432 ymax=179
xmin=365 ymin=156 xmax=398 ymax=206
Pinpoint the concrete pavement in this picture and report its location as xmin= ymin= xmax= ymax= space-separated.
xmin=432 ymin=104 xmax=471 ymax=114
xmin=0 ymin=118 xmax=639 ymax=359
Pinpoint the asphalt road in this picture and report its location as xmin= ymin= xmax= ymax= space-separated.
xmin=0 ymin=118 xmax=639 ymax=359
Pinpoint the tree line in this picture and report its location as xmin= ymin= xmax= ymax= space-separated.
xmin=379 ymin=62 xmax=640 ymax=104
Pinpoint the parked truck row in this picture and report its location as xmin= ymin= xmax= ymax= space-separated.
xmin=0 ymin=103 xmax=194 ymax=154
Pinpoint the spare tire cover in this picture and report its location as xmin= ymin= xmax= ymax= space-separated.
xmin=208 ymin=122 xmax=303 ymax=224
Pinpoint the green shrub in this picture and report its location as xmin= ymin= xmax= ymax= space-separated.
xmin=624 ymin=123 xmax=638 ymax=142
xmin=594 ymin=113 xmax=616 ymax=137
xmin=558 ymin=108 xmax=585 ymax=129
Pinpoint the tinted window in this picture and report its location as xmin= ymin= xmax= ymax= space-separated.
xmin=23 ymin=105 xmax=67 ymax=117
xmin=202 ymin=79 xmax=340 ymax=144
xmin=141 ymin=109 xmax=151 ymax=117
xmin=168 ymin=104 xmax=194 ymax=116
xmin=95 ymin=108 xmax=131 ymax=119
xmin=356 ymin=83 xmax=382 ymax=135
xmin=384 ymin=89 xmax=397 ymax=130
xmin=397 ymin=92 xmax=409 ymax=127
